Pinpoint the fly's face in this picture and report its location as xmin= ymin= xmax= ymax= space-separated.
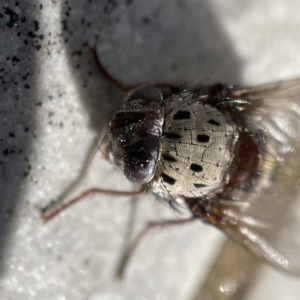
xmin=108 ymin=96 xmax=164 ymax=184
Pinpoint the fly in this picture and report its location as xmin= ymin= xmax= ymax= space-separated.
xmin=41 ymin=49 xmax=300 ymax=278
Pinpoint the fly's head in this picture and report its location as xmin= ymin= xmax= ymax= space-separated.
xmin=108 ymin=95 xmax=164 ymax=184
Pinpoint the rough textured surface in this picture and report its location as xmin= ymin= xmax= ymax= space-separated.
xmin=1 ymin=0 xmax=300 ymax=299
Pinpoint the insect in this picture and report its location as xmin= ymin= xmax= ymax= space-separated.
xmin=41 ymin=51 xmax=300 ymax=278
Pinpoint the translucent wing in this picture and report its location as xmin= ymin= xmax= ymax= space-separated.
xmin=204 ymin=78 xmax=300 ymax=275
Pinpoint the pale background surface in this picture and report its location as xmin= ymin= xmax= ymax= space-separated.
xmin=1 ymin=0 xmax=300 ymax=299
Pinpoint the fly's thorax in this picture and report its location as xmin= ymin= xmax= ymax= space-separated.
xmin=151 ymin=92 xmax=238 ymax=201
xmin=109 ymin=98 xmax=164 ymax=184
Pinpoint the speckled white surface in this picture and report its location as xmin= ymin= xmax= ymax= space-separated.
xmin=1 ymin=0 xmax=300 ymax=299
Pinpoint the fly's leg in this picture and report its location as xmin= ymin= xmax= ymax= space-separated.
xmin=41 ymin=188 xmax=146 ymax=222
xmin=41 ymin=134 xmax=145 ymax=222
xmin=89 ymin=46 xmax=137 ymax=92
xmin=122 ymin=196 xmax=139 ymax=252
xmin=89 ymin=45 xmax=179 ymax=92
xmin=115 ymin=217 xmax=196 ymax=280
xmin=40 ymin=135 xmax=100 ymax=220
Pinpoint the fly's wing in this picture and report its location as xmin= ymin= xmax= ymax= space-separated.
xmin=206 ymin=78 xmax=300 ymax=275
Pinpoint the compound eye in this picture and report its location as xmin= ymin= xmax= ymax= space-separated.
xmin=123 ymin=135 xmax=160 ymax=184
xmin=123 ymin=150 xmax=156 ymax=184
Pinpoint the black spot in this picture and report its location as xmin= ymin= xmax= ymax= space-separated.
xmin=194 ymin=183 xmax=207 ymax=188
xmin=173 ymin=111 xmax=190 ymax=120
xmin=161 ymin=154 xmax=177 ymax=162
xmin=62 ymin=19 xmax=68 ymax=31
xmin=164 ymin=132 xmax=181 ymax=139
xmin=162 ymin=173 xmax=176 ymax=185
xmin=207 ymin=119 xmax=221 ymax=126
xmin=12 ymin=56 xmax=20 ymax=62
xmin=4 ymin=7 xmax=18 ymax=28
xmin=143 ymin=17 xmax=150 ymax=24
xmin=72 ymin=50 xmax=82 ymax=57
xmin=190 ymin=163 xmax=203 ymax=172
xmin=197 ymin=134 xmax=210 ymax=143
xmin=33 ymin=20 xmax=40 ymax=31
xmin=22 ymin=72 xmax=30 ymax=80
